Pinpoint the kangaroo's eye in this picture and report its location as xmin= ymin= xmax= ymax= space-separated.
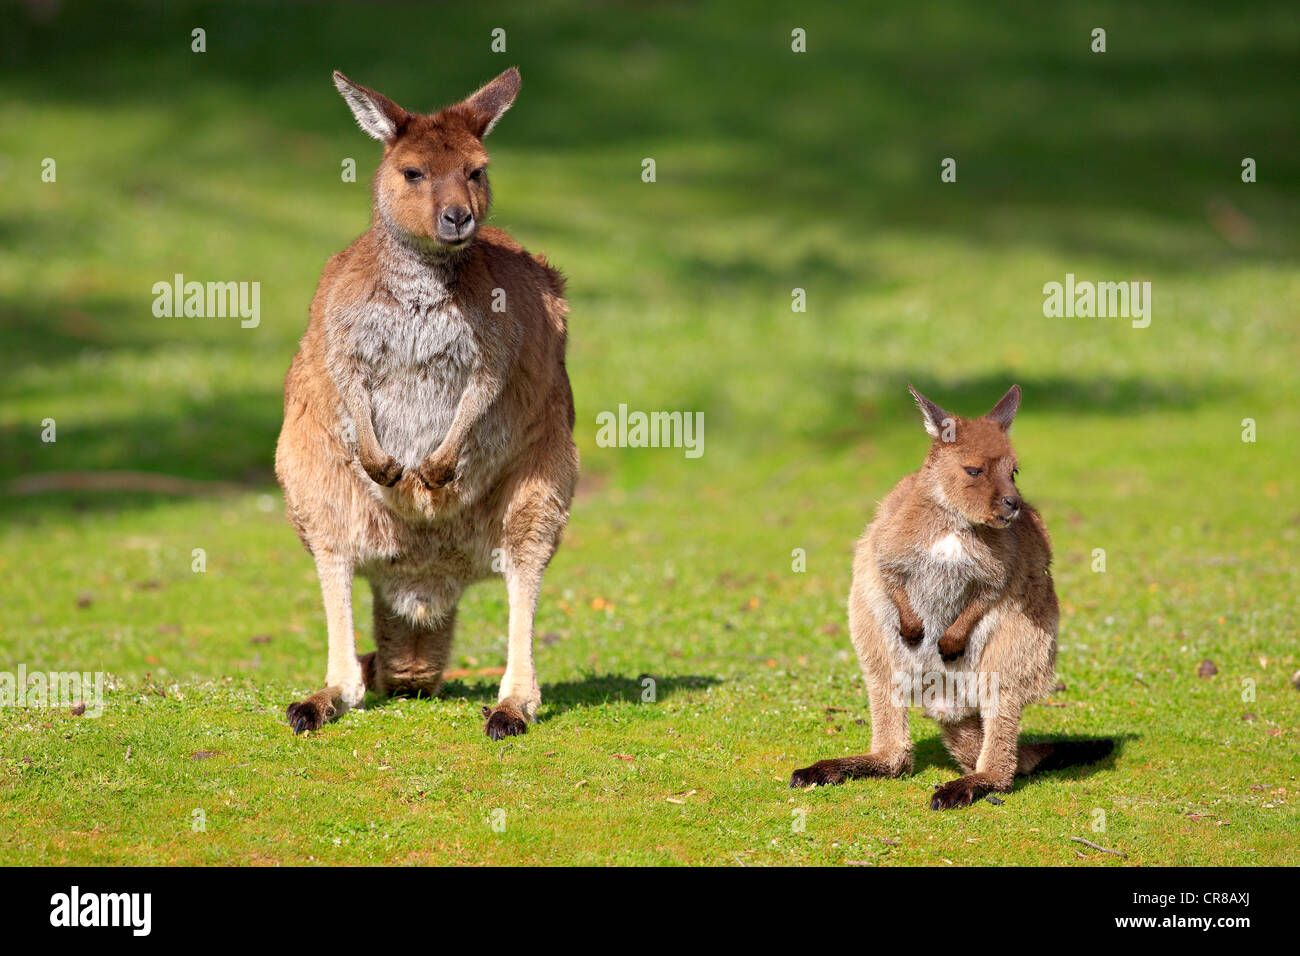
xmin=402 ymin=168 xmax=423 ymax=182
xmin=965 ymin=467 xmax=983 ymax=477
xmin=1012 ymin=467 xmax=1020 ymax=479
xmin=469 ymin=167 xmax=485 ymax=181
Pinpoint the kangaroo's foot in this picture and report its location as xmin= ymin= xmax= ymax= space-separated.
xmin=930 ymin=771 xmax=1009 ymax=810
xmin=286 ymin=664 xmax=368 ymax=734
xmin=790 ymin=751 xmax=911 ymax=788
xmin=482 ymin=702 xmax=528 ymax=740
xmin=286 ymin=687 xmax=339 ymax=734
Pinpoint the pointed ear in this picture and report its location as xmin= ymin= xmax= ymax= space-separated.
xmin=986 ymin=385 xmax=1022 ymax=431
xmin=462 ymin=67 xmax=521 ymax=138
xmin=333 ymin=71 xmax=408 ymax=143
xmin=909 ymin=384 xmax=952 ymax=440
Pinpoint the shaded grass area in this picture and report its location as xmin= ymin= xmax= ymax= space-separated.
xmin=1 ymin=0 xmax=1298 ymax=864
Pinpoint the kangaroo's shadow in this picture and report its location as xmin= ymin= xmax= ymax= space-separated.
xmin=913 ymin=730 xmax=1134 ymax=785
xmin=1019 ymin=730 xmax=1135 ymax=785
xmin=370 ymin=672 xmax=721 ymax=723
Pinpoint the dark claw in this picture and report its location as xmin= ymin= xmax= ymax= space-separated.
xmin=484 ymin=706 xmax=527 ymax=741
xmin=286 ymin=699 xmax=328 ymax=734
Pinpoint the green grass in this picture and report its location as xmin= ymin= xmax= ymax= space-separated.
xmin=1 ymin=0 xmax=1298 ymax=865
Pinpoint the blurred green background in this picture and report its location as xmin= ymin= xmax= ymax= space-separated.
xmin=0 ymin=1 xmax=1296 ymax=865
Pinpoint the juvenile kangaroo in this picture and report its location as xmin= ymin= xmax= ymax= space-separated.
xmin=790 ymin=385 xmax=1112 ymax=808
xmin=275 ymin=68 xmax=577 ymax=740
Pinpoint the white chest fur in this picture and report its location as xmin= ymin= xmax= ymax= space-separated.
xmin=354 ymin=274 xmax=482 ymax=469
xmin=904 ymin=529 xmax=979 ymax=630
xmin=928 ymin=533 xmax=967 ymax=562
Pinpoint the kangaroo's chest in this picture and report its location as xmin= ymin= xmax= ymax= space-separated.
xmin=355 ymin=289 xmax=481 ymax=468
xmin=906 ymin=531 xmax=986 ymax=626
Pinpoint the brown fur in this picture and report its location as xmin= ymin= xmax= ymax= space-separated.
xmin=791 ymin=385 xmax=1112 ymax=807
xmin=275 ymin=68 xmax=578 ymax=739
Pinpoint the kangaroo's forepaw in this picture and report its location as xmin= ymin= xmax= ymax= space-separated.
xmin=483 ymin=703 xmax=527 ymax=741
xmin=362 ymin=454 xmax=404 ymax=487
xmin=938 ymin=630 xmax=968 ymax=661
xmin=899 ymin=621 xmax=925 ymax=646
xmin=286 ymin=696 xmax=334 ymax=735
xmin=790 ymin=759 xmax=846 ymax=788
xmin=416 ymin=453 xmax=458 ymax=489
xmin=930 ymin=775 xmax=996 ymax=810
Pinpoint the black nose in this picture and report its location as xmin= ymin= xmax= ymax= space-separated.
xmin=1002 ymin=496 xmax=1021 ymax=512
xmin=440 ymin=206 xmax=473 ymax=230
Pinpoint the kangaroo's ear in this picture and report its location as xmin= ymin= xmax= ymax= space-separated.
xmin=909 ymin=384 xmax=952 ymax=440
xmin=333 ymin=71 xmax=408 ymax=143
xmin=462 ymin=67 xmax=521 ymax=138
xmin=986 ymin=385 xmax=1022 ymax=431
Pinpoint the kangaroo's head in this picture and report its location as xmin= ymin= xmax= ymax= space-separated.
xmin=908 ymin=384 xmax=1024 ymax=528
xmin=332 ymin=68 xmax=521 ymax=252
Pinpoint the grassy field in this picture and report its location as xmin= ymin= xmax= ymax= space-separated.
xmin=1 ymin=0 xmax=1298 ymax=865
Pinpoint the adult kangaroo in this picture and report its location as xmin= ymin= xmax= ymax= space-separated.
xmin=275 ymin=67 xmax=578 ymax=740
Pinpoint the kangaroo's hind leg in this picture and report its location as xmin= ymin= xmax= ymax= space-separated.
xmin=483 ymin=439 xmax=576 ymax=740
xmin=286 ymin=549 xmax=366 ymax=733
xmin=790 ymin=583 xmax=914 ymax=787
xmin=940 ymin=715 xmax=984 ymax=774
xmin=930 ymin=701 xmax=1023 ymax=809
